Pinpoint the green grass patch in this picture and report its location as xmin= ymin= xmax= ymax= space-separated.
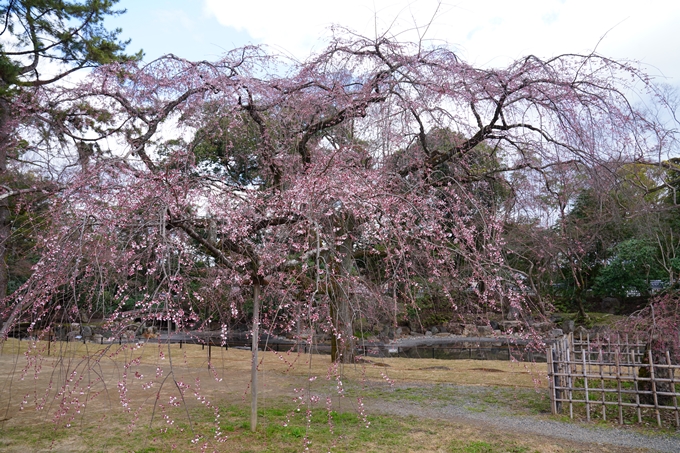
xmin=450 ymin=439 xmax=534 ymax=453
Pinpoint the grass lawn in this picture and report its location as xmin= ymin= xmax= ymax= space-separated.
xmin=0 ymin=339 xmax=651 ymax=452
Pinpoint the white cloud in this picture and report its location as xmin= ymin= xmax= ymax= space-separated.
xmin=203 ymin=0 xmax=680 ymax=85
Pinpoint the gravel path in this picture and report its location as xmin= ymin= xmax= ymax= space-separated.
xmin=365 ymin=384 xmax=680 ymax=452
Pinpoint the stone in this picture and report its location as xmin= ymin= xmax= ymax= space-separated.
xmin=462 ymin=324 xmax=478 ymax=337
xmin=561 ymin=319 xmax=575 ymax=334
xmin=91 ymin=334 xmax=103 ymax=343
xmin=430 ymin=326 xmax=439 ymax=334
xmin=550 ymin=328 xmax=564 ymax=338
xmin=396 ymin=326 xmax=410 ymax=336
xmin=54 ymin=325 xmax=68 ymax=341
xmin=489 ymin=320 xmax=499 ymax=330
xmin=447 ymin=323 xmax=464 ymax=335
xmin=101 ymin=329 xmax=114 ymax=338
xmin=379 ymin=326 xmax=395 ymax=340
xmin=574 ymin=325 xmax=588 ymax=336
xmin=477 ymin=325 xmax=493 ymax=336
xmin=532 ymin=322 xmax=553 ymax=333
xmin=434 ymin=332 xmax=451 ymax=337
xmin=81 ymin=325 xmax=92 ymax=338
xmin=500 ymin=321 xmax=522 ymax=332
xmin=425 ymin=330 xmax=433 ymax=336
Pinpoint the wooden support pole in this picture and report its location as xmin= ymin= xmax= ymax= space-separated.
xmin=251 ymin=282 xmax=261 ymax=433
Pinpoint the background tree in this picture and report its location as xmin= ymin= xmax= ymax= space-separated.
xmin=0 ymin=0 xmax=137 ymax=298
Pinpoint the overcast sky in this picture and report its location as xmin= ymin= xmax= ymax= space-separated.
xmin=108 ymin=0 xmax=680 ymax=88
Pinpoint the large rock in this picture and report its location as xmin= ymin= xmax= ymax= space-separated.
xmin=380 ymin=326 xmax=395 ymax=340
xmin=396 ymin=326 xmax=411 ymax=337
xmin=560 ymin=319 xmax=575 ymax=334
xmin=447 ymin=323 xmax=464 ymax=335
xmin=462 ymin=324 xmax=478 ymax=337
xmin=477 ymin=325 xmax=493 ymax=336
xmin=550 ymin=328 xmax=564 ymax=338
xmin=54 ymin=325 xmax=68 ymax=341
xmin=574 ymin=325 xmax=588 ymax=336
xmin=531 ymin=322 xmax=553 ymax=333
xmin=81 ymin=325 xmax=93 ymax=339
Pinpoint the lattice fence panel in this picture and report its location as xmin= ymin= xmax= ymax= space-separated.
xmin=548 ymin=332 xmax=680 ymax=428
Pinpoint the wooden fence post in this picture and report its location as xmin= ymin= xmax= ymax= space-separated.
xmin=615 ymin=351 xmax=623 ymax=424
xmin=548 ymin=345 xmax=556 ymax=414
xmin=596 ymin=349 xmax=604 ymax=421
xmin=583 ymin=353 xmax=590 ymax=421
xmin=648 ymin=349 xmax=662 ymax=427
xmin=631 ymin=350 xmax=641 ymax=423
xmin=665 ymin=351 xmax=679 ymax=428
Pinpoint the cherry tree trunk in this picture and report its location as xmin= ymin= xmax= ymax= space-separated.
xmin=329 ymin=231 xmax=355 ymax=364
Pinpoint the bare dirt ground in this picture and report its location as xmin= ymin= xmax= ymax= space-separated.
xmin=0 ymin=338 xmax=677 ymax=452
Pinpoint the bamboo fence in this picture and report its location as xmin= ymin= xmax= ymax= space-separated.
xmin=547 ymin=332 xmax=680 ymax=428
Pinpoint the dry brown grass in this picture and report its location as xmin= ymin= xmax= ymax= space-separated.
xmin=0 ymin=338 xmax=546 ymax=428
xmin=0 ymin=338 xmax=546 ymax=389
